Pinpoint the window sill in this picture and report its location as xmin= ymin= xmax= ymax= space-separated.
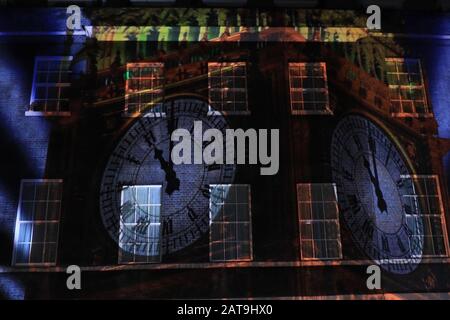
xmin=118 ymin=261 xmax=162 ymax=265
xmin=391 ymin=112 xmax=434 ymax=118
xmin=25 ymin=111 xmax=71 ymax=117
xmin=3 ymin=257 xmax=450 ymax=273
xmin=123 ymin=112 xmax=166 ymax=118
xmin=291 ymin=109 xmax=334 ymax=116
xmin=208 ymin=111 xmax=251 ymax=116
xmin=12 ymin=262 xmax=57 ymax=267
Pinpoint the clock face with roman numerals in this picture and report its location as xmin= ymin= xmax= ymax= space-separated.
xmin=331 ymin=115 xmax=424 ymax=274
xmin=99 ymin=98 xmax=235 ymax=259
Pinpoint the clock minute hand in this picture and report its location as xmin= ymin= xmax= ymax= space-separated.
xmin=368 ymin=135 xmax=380 ymax=184
xmin=363 ymin=156 xmax=388 ymax=213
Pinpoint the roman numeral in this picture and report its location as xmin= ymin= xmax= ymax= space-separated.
xmin=187 ymin=206 xmax=198 ymax=222
xmin=162 ymin=218 xmax=173 ymax=236
xmin=347 ymin=194 xmax=361 ymax=215
xmin=134 ymin=216 xmax=150 ymax=235
xmin=361 ymin=219 xmax=374 ymax=239
xmin=200 ymin=185 xmax=210 ymax=198
xmin=353 ymin=135 xmax=363 ymax=150
xmin=385 ymin=144 xmax=392 ymax=166
xmin=382 ymin=235 xmax=390 ymax=253
xmin=396 ymin=178 xmax=405 ymax=189
xmin=397 ymin=236 xmax=406 ymax=253
xmin=342 ymin=144 xmax=355 ymax=161
xmin=223 ymin=165 xmax=234 ymax=180
xmin=404 ymin=204 xmax=415 ymax=215
xmin=342 ymin=168 xmax=354 ymax=181
xmin=207 ymin=164 xmax=221 ymax=171
xmin=403 ymin=223 xmax=413 ymax=238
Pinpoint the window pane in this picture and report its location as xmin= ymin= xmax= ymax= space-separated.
xmin=30 ymin=243 xmax=44 ymax=263
xmin=402 ymin=176 xmax=447 ymax=257
xmin=298 ymin=183 xmax=342 ymax=260
xmin=15 ymin=243 xmax=30 ymax=264
xmin=289 ymin=63 xmax=330 ymax=114
xmin=30 ymin=57 xmax=72 ymax=114
xmin=119 ymin=185 xmax=162 ymax=264
xmin=385 ymin=58 xmax=429 ymax=116
xmin=18 ymin=223 xmax=32 ymax=243
xmin=208 ymin=62 xmax=248 ymax=113
xmin=20 ymin=202 xmax=34 ymax=221
xmin=14 ymin=180 xmax=62 ymax=265
xmin=125 ymin=63 xmax=164 ymax=116
xmin=209 ymin=184 xmax=252 ymax=261
xmin=32 ymin=223 xmax=46 ymax=243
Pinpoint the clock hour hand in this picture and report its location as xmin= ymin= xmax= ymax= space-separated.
xmin=363 ymin=156 xmax=388 ymax=213
xmin=144 ymin=135 xmax=180 ymax=195
xmin=154 ymin=147 xmax=180 ymax=195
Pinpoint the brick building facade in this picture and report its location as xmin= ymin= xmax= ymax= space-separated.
xmin=0 ymin=3 xmax=449 ymax=299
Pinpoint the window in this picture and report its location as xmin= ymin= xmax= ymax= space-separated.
xmin=27 ymin=56 xmax=72 ymax=116
xmin=297 ymin=183 xmax=342 ymax=260
xmin=129 ymin=0 xmax=176 ymax=3
xmin=125 ymin=62 xmax=165 ymax=117
xmin=208 ymin=62 xmax=249 ymax=115
xmin=209 ymin=184 xmax=252 ymax=261
xmin=12 ymin=180 xmax=62 ymax=266
xmin=401 ymin=175 xmax=448 ymax=257
xmin=119 ymin=185 xmax=162 ymax=263
xmin=289 ymin=62 xmax=331 ymax=115
xmin=385 ymin=58 xmax=431 ymax=117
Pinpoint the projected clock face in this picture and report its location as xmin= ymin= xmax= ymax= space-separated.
xmin=331 ymin=115 xmax=424 ymax=274
xmin=99 ymin=98 xmax=235 ymax=257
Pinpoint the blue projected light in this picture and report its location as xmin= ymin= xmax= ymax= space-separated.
xmin=403 ymin=14 xmax=450 ymax=187
xmin=0 ymin=52 xmax=51 ymax=178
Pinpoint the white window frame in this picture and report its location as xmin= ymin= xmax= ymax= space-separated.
xmin=401 ymin=175 xmax=449 ymax=257
xmin=209 ymin=184 xmax=253 ymax=262
xmin=124 ymin=62 xmax=165 ymax=118
xmin=12 ymin=179 xmax=63 ymax=266
xmin=289 ymin=62 xmax=332 ymax=115
xmin=27 ymin=56 xmax=72 ymax=117
xmin=118 ymin=185 xmax=163 ymax=264
xmin=385 ymin=58 xmax=433 ymax=118
xmin=208 ymin=62 xmax=250 ymax=116
xmin=297 ymin=183 xmax=343 ymax=261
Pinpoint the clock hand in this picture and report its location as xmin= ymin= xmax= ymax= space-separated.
xmin=363 ymin=156 xmax=388 ymax=213
xmin=368 ymin=134 xmax=380 ymax=186
xmin=144 ymin=135 xmax=180 ymax=195
xmin=154 ymin=147 xmax=180 ymax=195
xmin=368 ymin=134 xmax=388 ymax=214
xmin=166 ymin=103 xmax=178 ymax=166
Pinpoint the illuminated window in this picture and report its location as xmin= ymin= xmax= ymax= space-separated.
xmin=119 ymin=185 xmax=162 ymax=264
xmin=401 ymin=175 xmax=448 ymax=257
xmin=208 ymin=62 xmax=249 ymax=115
xmin=125 ymin=63 xmax=164 ymax=117
xmin=297 ymin=183 xmax=342 ymax=260
xmin=209 ymin=184 xmax=252 ymax=261
xmin=204 ymin=0 xmax=247 ymax=5
xmin=129 ymin=0 xmax=176 ymax=3
xmin=385 ymin=58 xmax=431 ymax=117
xmin=289 ymin=62 xmax=331 ymax=115
xmin=13 ymin=180 xmax=62 ymax=266
xmin=27 ymin=56 xmax=72 ymax=116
